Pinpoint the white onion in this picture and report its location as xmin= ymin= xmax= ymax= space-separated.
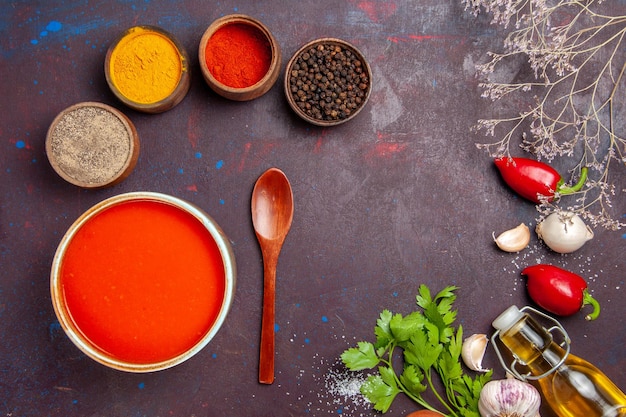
xmin=535 ymin=211 xmax=593 ymax=253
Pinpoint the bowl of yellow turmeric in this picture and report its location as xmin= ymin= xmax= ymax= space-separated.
xmin=105 ymin=26 xmax=191 ymax=113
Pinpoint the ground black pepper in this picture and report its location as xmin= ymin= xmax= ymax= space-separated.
xmin=287 ymin=42 xmax=370 ymax=123
xmin=47 ymin=104 xmax=136 ymax=186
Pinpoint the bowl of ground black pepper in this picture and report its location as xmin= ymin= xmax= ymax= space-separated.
xmin=285 ymin=38 xmax=372 ymax=126
xmin=199 ymin=14 xmax=281 ymax=101
xmin=46 ymin=102 xmax=140 ymax=188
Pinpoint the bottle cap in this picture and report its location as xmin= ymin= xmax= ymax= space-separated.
xmin=492 ymin=305 xmax=524 ymax=333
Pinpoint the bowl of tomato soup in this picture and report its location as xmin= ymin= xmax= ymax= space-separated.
xmin=50 ymin=192 xmax=236 ymax=372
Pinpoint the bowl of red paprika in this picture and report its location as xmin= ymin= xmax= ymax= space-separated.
xmin=199 ymin=14 xmax=282 ymax=101
xmin=50 ymin=192 xmax=236 ymax=372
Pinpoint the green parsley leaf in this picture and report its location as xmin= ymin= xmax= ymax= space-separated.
xmin=374 ymin=310 xmax=394 ymax=348
xmin=399 ymin=364 xmax=427 ymax=395
xmin=360 ymin=367 xmax=401 ymax=412
xmin=404 ymin=329 xmax=443 ymax=371
xmin=390 ymin=311 xmax=424 ymax=342
xmin=416 ymin=284 xmax=433 ymax=308
xmin=341 ymin=341 xmax=380 ymax=371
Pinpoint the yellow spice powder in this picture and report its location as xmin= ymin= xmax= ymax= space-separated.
xmin=110 ymin=27 xmax=183 ymax=104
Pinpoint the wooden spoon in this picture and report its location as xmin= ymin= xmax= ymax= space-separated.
xmin=251 ymin=168 xmax=294 ymax=384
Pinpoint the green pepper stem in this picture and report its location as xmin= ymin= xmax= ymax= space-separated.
xmin=583 ymin=289 xmax=601 ymax=321
xmin=558 ymin=167 xmax=588 ymax=195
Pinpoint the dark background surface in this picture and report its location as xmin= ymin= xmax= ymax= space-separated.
xmin=1 ymin=1 xmax=624 ymax=416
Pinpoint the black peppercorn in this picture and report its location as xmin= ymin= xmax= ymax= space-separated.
xmin=287 ymin=41 xmax=370 ymax=123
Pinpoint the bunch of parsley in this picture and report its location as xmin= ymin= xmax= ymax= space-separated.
xmin=341 ymin=285 xmax=492 ymax=416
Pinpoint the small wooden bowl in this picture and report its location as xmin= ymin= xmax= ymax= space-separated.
xmin=199 ymin=14 xmax=281 ymax=101
xmin=284 ymin=38 xmax=372 ymax=127
xmin=46 ymin=102 xmax=139 ymax=188
xmin=105 ymin=26 xmax=190 ymax=113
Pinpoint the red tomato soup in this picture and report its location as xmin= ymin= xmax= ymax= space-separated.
xmin=59 ymin=200 xmax=226 ymax=364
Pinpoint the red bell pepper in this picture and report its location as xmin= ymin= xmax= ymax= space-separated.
xmin=522 ymin=264 xmax=600 ymax=320
xmin=494 ymin=157 xmax=587 ymax=203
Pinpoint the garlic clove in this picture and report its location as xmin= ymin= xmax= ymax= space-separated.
xmin=536 ymin=211 xmax=593 ymax=253
xmin=493 ymin=223 xmax=531 ymax=252
xmin=461 ymin=333 xmax=490 ymax=372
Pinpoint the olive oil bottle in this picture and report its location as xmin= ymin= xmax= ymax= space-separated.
xmin=491 ymin=306 xmax=626 ymax=417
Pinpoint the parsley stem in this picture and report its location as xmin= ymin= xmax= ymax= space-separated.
xmin=381 ymin=351 xmax=440 ymax=414
xmin=424 ymin=371 xmax=459 ymax=417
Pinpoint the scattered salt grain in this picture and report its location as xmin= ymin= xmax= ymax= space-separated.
xmin=305 ymin=355 xmax=372 ymax=416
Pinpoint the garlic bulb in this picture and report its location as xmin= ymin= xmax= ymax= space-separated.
xmin=462 ymin=334 xmax=490 ymax=372
xmin=493 ymin=223 xmax=531 ymax=253
xmin=478 ymin=378 xmax=541 ymax=417
xmin=535 ymin=211 xmax=593 ymax=253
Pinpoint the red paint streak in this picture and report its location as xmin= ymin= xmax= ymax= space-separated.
xmin=314 ymin=137 xmax=324 ymax=153
xmin=234 ymin=141 xmax=279 ymax=172
xmin=388 ymin=34 xmax=458 ymax=43
xmin=354 ymin=0 xmax=397 ymax=23
xmin=24 ymin=220 xmax=34 ymax=229
xmin=186 ymin=111 xmax=200 ymax=149
xmin=186 ymin=184 xmax=198 ymax=192
xmin=238 ymin=142 xmax=252 ymax=172
xmin=365 ymin=141 xmax=408 ymax=159
xmin=26 ymin=184 xmax=35 ymax=194
xmin=314 ymin=130 xmax=329 ymax=153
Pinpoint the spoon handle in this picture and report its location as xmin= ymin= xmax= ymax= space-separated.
xmin=259 ymin=252 xmax=278 ymax=384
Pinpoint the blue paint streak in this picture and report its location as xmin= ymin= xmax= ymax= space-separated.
xmin=195 ymin=152 xmax=202 ymax=159
xmin=16 ymin=140 xmax=25 ymax=149
xmin=321 ymin=316 xmax=328 ymax=323
xmin=304 ymin=338 xmax=310 ymax=344
xmin=216 ymin=160 xmax=224 ymax=169
xmin=138 ymin=382 xmax=145 ymax=389
xmin=65 ymin=18 xmax=119 ymax=38
xmin=274 ymin=323 xmax=280 ymax=332
xmin=219 ymin=199 xmax=225 ymax=205
xmin=49 ymin=322 xmax=61 ymax=339
xmin=46 ymin=21 xmax=63 ymax=32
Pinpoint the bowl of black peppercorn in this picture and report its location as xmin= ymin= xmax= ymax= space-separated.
xmin=284 ymin=38 xmax=372 ymax=126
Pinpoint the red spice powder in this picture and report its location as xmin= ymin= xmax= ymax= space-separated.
xmin=204 ymin=23 xmax=272 ymax=88
xmin=60 ymin=200 xmax=226 ymax=364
